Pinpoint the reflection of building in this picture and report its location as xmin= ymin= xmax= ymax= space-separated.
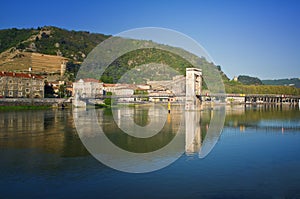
xmin=0 ymin=110 xmax=87 ymax=157
xmin=0 ymin=110 xmax=45 ymax=133
xmin=0 ymin=71 xmax=44 ymax=98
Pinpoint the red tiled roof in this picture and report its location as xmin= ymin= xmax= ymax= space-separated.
xmin=0 ymin=71 xmax=43 ymax=79
xmin=103 ymin=83 xmax=117 ymax=87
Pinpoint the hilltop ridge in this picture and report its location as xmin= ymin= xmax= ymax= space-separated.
xmin=0 ymin=26 xmax=110 ymax=61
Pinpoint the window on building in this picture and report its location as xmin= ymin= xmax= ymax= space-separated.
xmin=9 ymin=80 xmax=13 ymax=84
xmin=9 ymin=91 xmax=13 ymax=97
xmin=25 ymin=88 xmax=30 ymax=93
xmin=18 ymin=92 xmax=22 ymax=97
xmin=26 ymin=83 xmax=29 ymax=86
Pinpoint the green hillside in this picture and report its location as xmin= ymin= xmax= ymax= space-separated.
xmin=238 ymin=75 xmax=263 ymax=85
xmin=262 ymin=78 xmax=300 ymax=88
xmin=0 ymin=26 xmax=299 ymax=95
xmin=226 ymin=81 xmax=300 ymax=95
xmin=0 ymin=26 xmax=110 ymax=62
xmin=0 ymin=28 xmax=37 ymax=53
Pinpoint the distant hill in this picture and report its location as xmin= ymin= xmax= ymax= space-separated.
xmin=0 ymin=26 xmax=299 ymax=95
xmin=262 ymin=78 xmax=300 ymax=88
xmin=0 ymin=26 xmax=110 ymax=62
xmin=0 ymin=26 xmax=110 ymax=78
xmin=237 ymin=75 xmax=263 ymax=85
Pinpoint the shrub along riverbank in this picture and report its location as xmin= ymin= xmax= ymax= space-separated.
xmin=0 ymin=105 xmax=51 ymax=111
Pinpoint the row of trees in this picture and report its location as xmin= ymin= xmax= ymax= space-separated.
xmin=225 ymin=84 xmax=300 ymax=95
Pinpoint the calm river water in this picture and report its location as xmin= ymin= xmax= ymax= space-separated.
xmin=0 ymin=105 xmax=300 ymax=198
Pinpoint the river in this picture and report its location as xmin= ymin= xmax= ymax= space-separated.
xmin=0 ymin=104 xmax=300 ymax=198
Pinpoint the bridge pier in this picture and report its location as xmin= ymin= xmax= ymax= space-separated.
xmin=241 ymin=95 xmax=300 ymax=105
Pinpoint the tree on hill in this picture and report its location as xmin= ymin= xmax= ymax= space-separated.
xmin=237 ymin=75 xmax=262 ymax=85
xmin=0 ymin=28 xmax=38 ymax=53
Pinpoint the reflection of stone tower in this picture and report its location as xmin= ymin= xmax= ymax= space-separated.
xmin=61 ymin=61 xmax=66 ymax=77
xmin=185 ymin=111 xmax=201 ymax=154
xmin=185 ymin=68 xmax=202 ymax=110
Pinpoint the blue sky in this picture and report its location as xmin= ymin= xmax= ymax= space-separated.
xmin=1 ymin=0 xmax=300 ymax=79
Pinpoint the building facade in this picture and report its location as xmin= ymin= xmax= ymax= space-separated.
xmin=73 ymin=78 xmax=103 ymax=98
xmin=0 ymin=72 xmax=44 ymax=98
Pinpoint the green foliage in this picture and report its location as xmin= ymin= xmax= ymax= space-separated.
xmin=0 ymin=105 xmax=51 ymax=111
xmin=65 ymin=61 xmax=81 ymax=81
xmin=225 ymin=84 xmax=300 ymax=95
xmin=134 ymin=90 xmax=149 ymax=101
xmin=262 ymin=78 xmax=300 ymax=88
xmin=104 ymin=92 xmax=113 ymax=106
xmin=134 ymin=90 xmax=148 ymax=95
xmin=238 ymin=75 xmax=262 ymax=85
xmin=58 ymin=84 xmax=66 ymax=98
xmin=101 ymin=48 xmax=195 ymax=83
xmin=29 ymin=26 xmax=110 ymax=61
xmin=0 ymin=26 xmax=110 ymax=62
xmin=0 ymin=28 xmax=38 ymax=52
xmin=2 ymin=26 xmax=299 ymax=96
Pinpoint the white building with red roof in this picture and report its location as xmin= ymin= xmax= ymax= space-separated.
xmin=73 ymin=78 xmax=103 ymax=98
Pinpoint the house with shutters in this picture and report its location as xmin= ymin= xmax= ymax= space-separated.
xmin=0 ymin=71 xmax=44 ymax=98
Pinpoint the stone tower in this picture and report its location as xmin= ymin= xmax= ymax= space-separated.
xmin=185 ymin=68 xmax=202 ymax=110
xmin=61 ymin=61 xmax=66 ymax=77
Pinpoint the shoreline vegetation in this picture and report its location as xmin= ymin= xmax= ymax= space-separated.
xmin=0 ymin=105 xmax=51 ymax=111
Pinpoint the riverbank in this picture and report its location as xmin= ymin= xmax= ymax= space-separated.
xmin=0 ymin=97 xmax=299 ymax=110
xmin=0 ymin=105 xmax=51 ymax=111
xmin=0 ymin=98 xmax=71 ymax=107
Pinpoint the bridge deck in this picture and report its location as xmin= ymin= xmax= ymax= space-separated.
xmin=88 ymin=93 xmax=300 ymax=99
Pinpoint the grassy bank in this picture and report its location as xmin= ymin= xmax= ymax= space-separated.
xmin=0 ymin=105 xmax=52 ymax=111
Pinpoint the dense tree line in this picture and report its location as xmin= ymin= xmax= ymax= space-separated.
xmin=237 ymin=75 xmax=263 ymax=85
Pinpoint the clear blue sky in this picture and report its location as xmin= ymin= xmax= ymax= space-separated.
xmin=1 ymin=0 xmax=300 ymax=79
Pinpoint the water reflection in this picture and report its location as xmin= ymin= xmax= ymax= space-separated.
xmin=1 ymin=105 xmax=300 ymax=197
xmin=225 ymin=104 xmax=300 ymax=133
xmin=74 ymin=103 xmax=225 ymax=173
xmin=185 ymin=111 xmax=201 ymax=154
xmin=1 ymin=105 xmax=300 ymax=159
xmin=0 ymin=110 xmax=88 ymax=157
xmin=74 ymin=105 xmax=185 ymax=173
